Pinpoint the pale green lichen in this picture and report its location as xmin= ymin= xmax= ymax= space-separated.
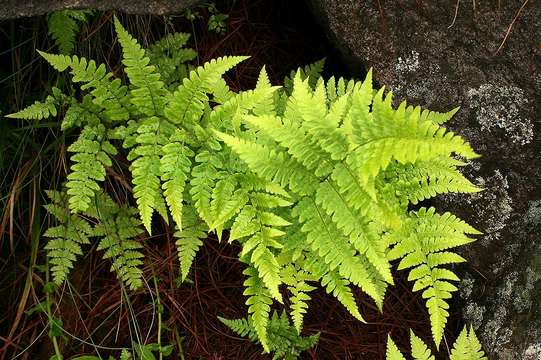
xmin=395 ymin=50 xmax=420 ymax=73
xmin=525 ymin=200 xmax=541 ymax=227
xmin=524 ymin=343 xmax=541 ymax=360
xmin=513 ymin=267 xmax=541 ymax=313
xmin=467 ymin=83 xmax=533 ymax=145
xmin=463 ymin=302 xmax=486 ymax=330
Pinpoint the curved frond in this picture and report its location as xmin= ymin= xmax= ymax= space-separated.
xmin=174 ymin=205 xmax=207 ymax=282
xmin=243 ymin=266 xmax=272 ymax=353
xmin=38 ymin=51 xmax=130 ymax=121
xmin=114 ymin=17 xmax=166 ymax=117
xmin=43 ymin=191 xmax=93 ymax=285
xmin=387 ymin=207 xmax=479 ymax=347
xmin=93 ymin=194 xmax=145 ymax=290
xmin=66 ymin=124 xmax=117 ymax=213
xmin=160 ymin=130 xmax=194 ymax=230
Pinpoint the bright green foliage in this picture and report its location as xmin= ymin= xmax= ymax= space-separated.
xmin=450 ymin=326 xmax=488 ymax=360
xmin=220 ymin=69 xmax=480 ymax=347
xmin=48 ymin=9 xmax=94 ymax=54
xmin=43 ymin=190 xmax=145 ymax=291
xmin=37 ymin=51 xmax=130 ymax=121
xmin=146 ymin=32 xmax=197 ymax=88
xmin=43 ymin=190 xmax=93 ymax=285
xmin=10 ymin=17 xmax=483 ymax=356
xmin=66 ymin=124 xmax=117 ymax=212
xmin=175 ymin=205 xmax=208 ymax=282
xmin=6 ymin=87 xmax=65 ymax=120
xmin=387 ymin=207 xmax=480 ymax=347
xmin=219 ymin=311 xmax=319 ymax=360
xmin=283 ymin=58 xmax=326 ymax=93
xmin=91 ymin=194 xmax=145 ymax=291
xmin=386 ymin=336 xmax=406 ymax=360
xmin=386 ymin=327 xmax=486 ymax=360
xmin=242 ymin=266 xmax=273 ymax=352
xmin=410 ymin=330 xmax=435 ymax=360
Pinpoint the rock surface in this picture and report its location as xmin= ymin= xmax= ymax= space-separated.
xmin=308 ymin=0 xmax=541 ymax=358
xmin=0 ymin=0 xmax=201 ymax=20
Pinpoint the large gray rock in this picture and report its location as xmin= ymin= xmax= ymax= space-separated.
xmin=0 ymin=0 xmax=201 ymax=19
xmin=307 ymin=0 xmax=541 ymax=358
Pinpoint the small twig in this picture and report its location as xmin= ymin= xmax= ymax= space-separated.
xmin=448 ymin=0 xmax=460 ymax=28
xmin=495 ymin=0 xmax=529 ymax=54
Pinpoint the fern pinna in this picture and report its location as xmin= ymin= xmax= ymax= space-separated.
xmin=386 ymin=326 xmax=487 ymax=360
xmin=7 ymin=16 xmax=482 ymax=357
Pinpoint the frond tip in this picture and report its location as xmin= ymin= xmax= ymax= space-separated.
xmin=385 ymin=327 xmax=486 ymax=360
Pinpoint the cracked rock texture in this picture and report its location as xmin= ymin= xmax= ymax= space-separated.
xmin=0 ymin=0 xmax=201 ymax=20
xmin=308 ymin=0 xmax=541 ymax=358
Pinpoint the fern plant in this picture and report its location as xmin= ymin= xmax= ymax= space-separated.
xmin=48 ymin=9 xmax=95 ymax=55
xmin=386 ymin=327 xmax=487 ymax=360
xmin=218 ymin=70 xmax=481 ymax=348
xmin=219 ymin=311 xmax=319 ymax=360
xmin=7 ymin=16 xmax=483 ymax=356
xmin=43 ymin=189 xmax=145 ymax=290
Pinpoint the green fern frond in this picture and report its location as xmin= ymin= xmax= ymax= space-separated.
xmin=387 ymin=207 xmax=479 ymax=347
xmin=319 ymin=266 xmax=364 ymax=322
xmin=218 ymin=316 xmax=258 ymax=340
xmin=284 ymin=58 xmax=325 ymax=92
xmin=66 ymin=124 xmax=118 ymax=213
xmin=146 ymin=32 xmax=197 ymax=87
xmin=43 ymin=190 xmax=93 ymax=285
xmin=220 ymin=311 xmax=319 ymax=360
xmin=418 ymin=106 xmax=460 ymax=125
xmin=128 ymin=117 xmax=169 ymax=233
xmin=241 ymin=227 xmax=284 ymax=302
xmin=385 ymin=327 xmax=486 ymax=360
xmin=216 ymin=132 xmax=320 ymax=195
xmin=243 ymin=266 xmax=272 ymax=352
xmin=281 ymin=267 xmax=316 ymax=333
xmin=6 ymin=96 xmax=58 ymax=120
xmin=386 ymin=335 xmax=406 ymax=360
xmin=315 ymin=181 xmax=393 ymax=283
xmin=48 ymin=9 xmax=94 ymax=54
xmin=164 ymin=55 xmax=248 ymax=130
xmin=160 ymin=130 xmax=194 ymax=230
xmin=209 ymin=178 xmax=248 ymax=232
xmin=241 ymin=113 xmax=334 ymax=177
xmin=114 ymin=17 xmax=167 ymax=117
xmin=450 ymin=326 xmax=488 ymax=360
xmin=93 ymin=194 xmax=145 ymax=290
xmin=386 ymin=157 xmax=481 ymax=205
xmin=38 ymin=51 xmax=130 ymax=121
xmin=410 ymin=330 xmax=435 ymax=360
xmin=189 ymin=150 xmax=221 ymax=225
xmin=294 ymin=198 xmax=387 ymax=310
xmin=174 ymin=205 xmax=207 ymax=282
xmin=347 ymin=90 xmax=478 ymax=187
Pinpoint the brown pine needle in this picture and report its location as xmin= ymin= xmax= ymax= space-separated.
xmin=495 ymin=0 xmax=529 ymax=54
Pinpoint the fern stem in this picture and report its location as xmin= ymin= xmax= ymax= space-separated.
xmin=45 ymin=258 xmax=63 ymax=360
xmin=174 ymin=327 xmax=186 ymax=360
